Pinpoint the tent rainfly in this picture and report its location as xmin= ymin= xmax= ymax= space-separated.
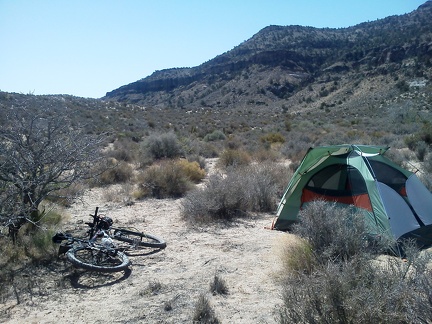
xmin=274 ymin=144 xmax=432 ymax=248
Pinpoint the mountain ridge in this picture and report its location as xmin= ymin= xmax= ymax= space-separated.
xmin=104 ymin=1 xmax=432 ymax=112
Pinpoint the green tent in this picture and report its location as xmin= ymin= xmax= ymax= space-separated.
xmin=274 ymin=144 xmax=432 ymax=247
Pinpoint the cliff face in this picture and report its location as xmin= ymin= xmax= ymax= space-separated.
xmin=104 ymin=2 xmax=432 ymax=110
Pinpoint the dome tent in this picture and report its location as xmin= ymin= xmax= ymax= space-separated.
xmin=274 ymin=144 xmax=432 ymax=248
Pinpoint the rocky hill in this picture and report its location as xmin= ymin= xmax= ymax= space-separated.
xmin=104 ymin=1 xmax=432 ymax=114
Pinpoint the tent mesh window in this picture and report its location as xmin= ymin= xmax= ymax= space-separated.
xmin=367 ymin=159 xmax=408 ymax=195
xmin=306 ymin=164 xmax=367 ymax=196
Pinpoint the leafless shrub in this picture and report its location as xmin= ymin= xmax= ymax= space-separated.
xmin=424 ymin=151 xmax=432 ymax=174
xmin=241 ymin=163 xmax=291 ymax=212
xmin=280 ymin=133 xmax=312 ymax=164
xmin=0 ymin=105 xmax=104 ymax=240
xmin=45 ymin=182 xmax=87 ymax=207
xmin=252 ymin=148 xmax=281 ymax=162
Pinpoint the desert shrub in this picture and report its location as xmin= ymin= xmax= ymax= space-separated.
xmin=186 ymin=154 xmax=207 ymax=170
xmin=415 ymin=141 xmax=430 ymax=161
xmin=405 ymin=121 xmax=432 ymax=153
xmin=185 ymin=139 xmax=219 ymax=158
xmin=45 ymin=182 xmax=86 ymax=207
xmin=136 ymin=160 xmax=192 ymax=199
xmin=241 ymin=163 xmax=291 ymax=212
xmin=210 ymin=274 xmax=229 ymax=295
xmin=260 ymin=132 xmax=285 ymax=144
xmin=396 ymin=79 xmax=410 ymax=92
xmin=279 ymin=237 xmax=316 ymax=276
xmin=103 ymin=183 xmax=134 ymax=205
xmin=279 ymin=201 xmax=432 ymax=323
xmin=423 ymin=152 xmax=432 ymax=175
xmin=181 ymin=172 xmax=246 ymax=223
xmin=106 ymin=138 xmax=140 ymax=162
xmin=192 ymin=293 xmax=220 ymax=324
xmin=0 ymin=209 xmax=63 ymax=267
xmin=203 ymin=130 xmax=226 ymax=142
xmin=252 ymin=148 xmax=281 ymax=162
xmin=279 ymin=249 xmax=432 ymax=324
xmin=280 ymin=133 xmax=312 ymax=164
xmin=20 ymin=228 xmax=58 ymax=260
xmin=176 ymin=159 xmax=206 ymax=183
xmin=217 ymin=149 xmax=251 ymax=169
xmin=181 ymin=163 xmax=290 ymax=223
xmin=292 ymin=201 xmax=386 ymax=263
xmin=140 ymin=132 xmax=183 ymax=162
xmin=98 ymin=160 xmax=134 ymax=185
xmin=139 ymin=281 xmax=163 ymax=296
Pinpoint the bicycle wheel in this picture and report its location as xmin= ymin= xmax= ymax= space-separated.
xmin=67 ymin=246 xmax=130 ymax=273
xmin=112 ymin=228 xmax=166 ymax=249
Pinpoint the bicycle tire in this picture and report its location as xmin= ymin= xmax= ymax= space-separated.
xmin=112 ymin=228 xmax=166 ymax=249
xmin=66 ymin=246 xmax=130 ymax=273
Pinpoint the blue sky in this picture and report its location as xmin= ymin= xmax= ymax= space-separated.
xmin=0 ymin=0 xmax=427 ymax=98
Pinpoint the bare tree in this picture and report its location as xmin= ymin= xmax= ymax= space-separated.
xmin=0 ymin=104 xmax=104 ymax=241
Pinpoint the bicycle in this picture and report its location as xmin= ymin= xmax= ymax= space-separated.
xmin=53 ymin=207 xmax=166 ymax=272
xmin=52 ymin=230 xmax=131 ymax=273
xmin=86 ymin=207 xmax=167 ymax=251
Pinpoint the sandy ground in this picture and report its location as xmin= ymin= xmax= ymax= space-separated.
xmin=2 ymin=161 xmax=291 ymax=323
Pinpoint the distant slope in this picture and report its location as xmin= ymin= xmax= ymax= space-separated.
xmin=104 ymin=1 xmax=432 ymax=113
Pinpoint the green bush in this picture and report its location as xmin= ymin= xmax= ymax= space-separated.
xmin=260 ymin=132 xmax=286 ymax=144
xmin=141 ymin=132 xmax=183 ymax=162
xmin=176 ymin=159 xmax=206 ymax=183
xmin=217 ymin=149 xmax=251 ymax=169
xmin=137 ymin=160 xmax=192 ymax=199
xmin=203 ymin=130 xmax=226 ymax=142
xmin=0 ymin=209 xmax=64 ymax=268
xmin=279 ymin=237 xmax=316 ymax=276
